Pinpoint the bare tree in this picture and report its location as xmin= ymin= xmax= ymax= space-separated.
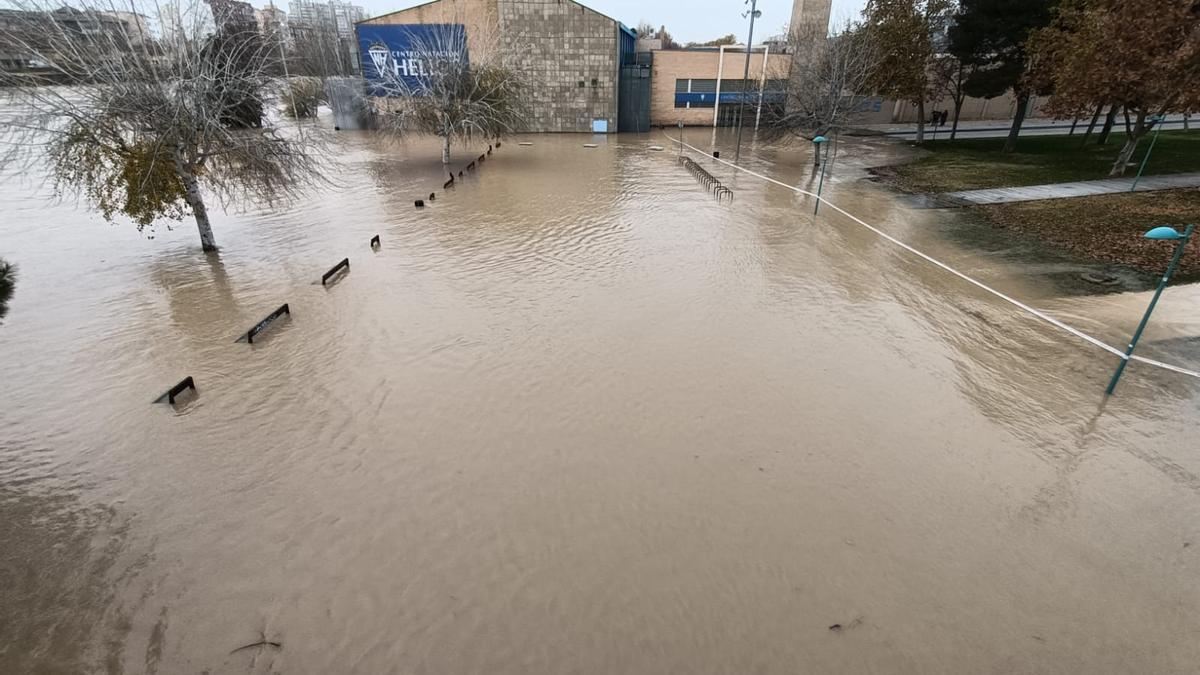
xmin=759 ymin=21 xmax=878 ymax=157
xmin=0 ymin=0 xmax=326 ymax=252
xmin=366 ymin=21 xmax=525 ymax=164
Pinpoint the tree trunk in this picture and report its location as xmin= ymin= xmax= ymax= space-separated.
xmin=1097 ymin=103 xmax=1119 ymax=145
xmin=950 ymin=95 xmax=964 ymax=140
xmin=915 ymin=99 xmax=926 ymax=144
xmin=174 ymin=153 xmax=216 ymax=251
xmin=441 ymin=135 xmax=451 ymax=164
xmin=1002 ymin=92 xmax=1029 ymax=153
xmin=1109 ymin=111 xmax=1147 ymax=177
xmin=1080 ymin=103 xmax=1104 ymax=147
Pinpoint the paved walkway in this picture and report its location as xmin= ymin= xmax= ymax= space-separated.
xmin=940 ymin=172 xmax=1200 ymax=205
xmin=862 ymin=114 xmax=1192 ymax=140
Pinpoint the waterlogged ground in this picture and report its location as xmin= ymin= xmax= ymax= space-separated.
xmin=2 ymin=121 xmax=1200 ymax=674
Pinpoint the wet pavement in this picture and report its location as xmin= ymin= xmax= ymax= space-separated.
xmin=1 ymin=122 xmax=1199 ymax=674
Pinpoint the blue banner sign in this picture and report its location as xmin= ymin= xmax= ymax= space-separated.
xmin=357 ymin=23 xmax=467 ymax=96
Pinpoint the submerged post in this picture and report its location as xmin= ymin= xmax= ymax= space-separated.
xmin=1105 ymin=224 xmax=1194 ymax=395
xmin=159 ymin=375 xmax=196 ymax=404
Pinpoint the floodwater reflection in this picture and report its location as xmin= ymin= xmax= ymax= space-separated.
xmin=1 ymin=126 xmax=1199 ymax=673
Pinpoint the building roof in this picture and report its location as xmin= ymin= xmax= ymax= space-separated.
xmin=358 ymin=0 xmax=620 ymax=26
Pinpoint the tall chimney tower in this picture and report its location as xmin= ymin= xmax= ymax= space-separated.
xmin=790 ymin=0 xmax=833 ymax=38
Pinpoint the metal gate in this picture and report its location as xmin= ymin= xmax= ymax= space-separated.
xmin=618 ymin=52 xmax=652 ymax=133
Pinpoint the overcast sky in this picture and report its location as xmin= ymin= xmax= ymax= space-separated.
xmin=261 ymin=0 xmax=871 ymax=44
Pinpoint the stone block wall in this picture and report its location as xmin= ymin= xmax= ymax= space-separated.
xmin=358 ymin=0 xmax=619 ymax=133
xmin=497 ymin=0 xmax=618 ymax=133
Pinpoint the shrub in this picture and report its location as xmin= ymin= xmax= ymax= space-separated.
xmin=281 ymin=77 xmax=326 ymax=119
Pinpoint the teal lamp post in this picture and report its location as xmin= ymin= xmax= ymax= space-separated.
xmin=813 ymin=135 xmax=828 ymax=215
xmin=1131 ymin=115 xmax=1166 ymax=192
xmin=1106 ymin=224 xmax=1195 ymax=395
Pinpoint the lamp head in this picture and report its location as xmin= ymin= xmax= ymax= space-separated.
xmin=1145 ymin=226 xmax=1185 ymax=240
xmin=813 ymin=135 xmax=828 ymax=144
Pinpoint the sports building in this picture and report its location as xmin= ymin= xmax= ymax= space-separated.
xmin=356 ymin=0 xmax=643 ymax=133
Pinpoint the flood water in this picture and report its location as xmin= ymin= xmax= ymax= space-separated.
xmin=2 ymin=123 xmax=1199 ymax=674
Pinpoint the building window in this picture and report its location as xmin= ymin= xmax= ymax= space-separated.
xmin=675 ymin=78 xmax=718 ymax=109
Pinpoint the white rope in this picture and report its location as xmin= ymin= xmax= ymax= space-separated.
xmin=665 ymin=133 xmax=1200 ymax=382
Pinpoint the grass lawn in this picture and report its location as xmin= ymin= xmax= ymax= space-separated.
xmin=975 ymin=188 xmax=1200 ymax=280
xmin=879 ymin=131 xmax=1200 ymax=193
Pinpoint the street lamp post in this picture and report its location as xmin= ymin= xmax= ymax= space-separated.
xmin=812 ymin=135 xmax=828 ymax=214
xmin=1131 ymin=115 xmax=1166 ymax=192
xmin=1105 ymin=224 xmax=1195 ymax=395
xmin=733 ymin=0 xmax=760 ymax=165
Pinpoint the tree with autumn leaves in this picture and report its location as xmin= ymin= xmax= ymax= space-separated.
xmin=1029 ymin=0 xmax=1200 ymax=176
xmin=863 ymin=0 xmax=956 ymax=144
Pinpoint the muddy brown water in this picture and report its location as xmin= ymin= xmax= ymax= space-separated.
xmin=2 ymin=125 xmax=1199 ymax=674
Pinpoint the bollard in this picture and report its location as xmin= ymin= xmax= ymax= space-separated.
xmin=321 ymin=258 xmax=350 ymax=286
xmin=156 ymin=375 xmax=196 ymax=404
xmin=713 ymin=151 xmax=720 ymax=159
xmin=415 ymin=199 xmax=425 ymax=208
xmin=487 ymin=144 xmax=492 ymax=154
xmin=458 ymin=170 xmax=463 ymax=177
xmin=370 ymin=235 xmax=380 ymax=249
xmin=245 ymin=304 xmax=290 ymax=344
